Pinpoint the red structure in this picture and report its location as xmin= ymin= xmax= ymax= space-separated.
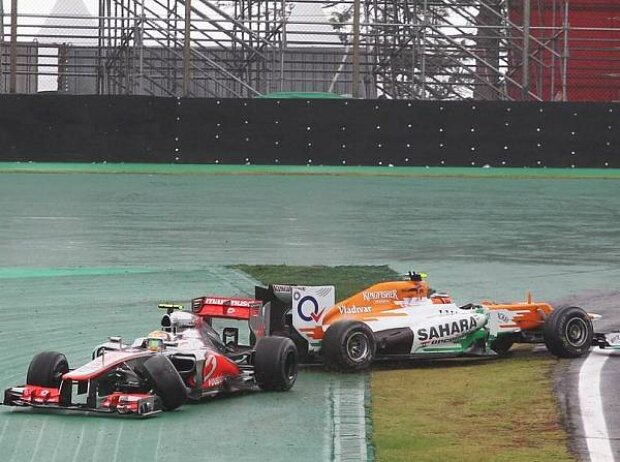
xmin=509 ymin=1 xmax=620 ymax=102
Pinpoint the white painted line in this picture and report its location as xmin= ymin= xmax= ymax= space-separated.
xmin=29 ymin=417 xmax=49 ymax=462
xmin=154 ymin=421 xmax=164 ymax=461
xmin=70 ymin=425 xmax=86 ymax=462
xmin=49 ymin=422 xmax=66 ymax=462
xmin=332 ymin=378 xmax=368 ymax=462
xmin=579 ymin=350 xmax=615 ymax=462
xmin=111 ymin=421 xmax=124 ymax=462
xmin=0 ymin=418 xmax=10 ymax=446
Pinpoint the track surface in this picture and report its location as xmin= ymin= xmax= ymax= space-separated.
xmin=552 ymin=291 xmax=620 ymax=462
xmin=1 ymin=171 xmax=619 ymax=461
xmin=0 ymin=268 xmax=368 ymax=462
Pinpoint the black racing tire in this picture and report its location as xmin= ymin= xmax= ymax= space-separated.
xmin=254 ymin=336 xmax=298 ymax=391
xmin=143 ymin=355 xmax=188 ymax=410
xmin=26 ymin=351 xmax=69 ymax=388
xmin=543 ymin=306 xmax=593 ymax=358
xmin=322 ymin=321 xmax=376 ymax=371
xmin=490 ymin=335 xmax=515 ymax=355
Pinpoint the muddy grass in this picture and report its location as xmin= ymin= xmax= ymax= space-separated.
xmin=371 ymin=348 xmax=573 ymax=461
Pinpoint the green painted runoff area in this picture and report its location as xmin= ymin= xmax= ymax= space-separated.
xmin=1 ymin=162 xmax=620 ymax=179
xmin=0 ymin=268 xmax=352 ymax=462
xmin=1 ymin=168 xmax=619 ymax=461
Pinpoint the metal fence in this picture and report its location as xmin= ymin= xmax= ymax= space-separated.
xmin=1 ymin=0 xmax=620 ymax=100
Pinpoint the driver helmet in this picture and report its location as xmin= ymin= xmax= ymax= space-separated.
xmin=148 ymin=330 xmax=171 ymax=341
xmin=146 ymin=330 xmax=171 ymax=351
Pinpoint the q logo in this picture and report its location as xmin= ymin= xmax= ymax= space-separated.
xmin=294 ymin=292 xmax=324 ymax=323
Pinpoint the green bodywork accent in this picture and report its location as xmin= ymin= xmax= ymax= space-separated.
xmin=459 ymin=328 xmax=488 ymax=349
xmin=420 ymin=328 xmax=489 ymax=354
xmin=420 ymin=347 xmax=463 ymax=353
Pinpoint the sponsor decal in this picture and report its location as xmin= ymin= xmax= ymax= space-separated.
xmin=206 ymin=376 xmax=225 ymax=388
xmin=338 ymin=305 xmax=372 ymax=315
xmin=271 ymin=284 xmax=292 ymax=294
xmin=203 ymin=354 xmax=218 ymax=383
xmin=608 ymin=333 xmax=620 ymax=345
xmin=497 ymin=312 xmax=511 ymax=323
xmin=226 ymin=307 xmax=236 ymax=315
xmin=294 ymin=293 xmax=325 ymax=323
xmin=417 ymin=316 xmax=478 ymax=342
xmin=362 ymin=290 xmax=398 ymax=301
xmin=424 ymin=337 xmax=463 ymax=346
xmin=74 ymin=361 xmax=104 ymax=374
xmin=203 ymin=298 xmax=256 ymax=307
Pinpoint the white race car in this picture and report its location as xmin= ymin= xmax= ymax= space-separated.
xmin=249 ymin=272 xmax=600 ymax=370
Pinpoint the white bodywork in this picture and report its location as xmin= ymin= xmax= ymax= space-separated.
xmin=290 ymin=285 xmax=491 ymax=355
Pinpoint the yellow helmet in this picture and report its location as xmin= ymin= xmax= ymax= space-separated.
xmin=147 ymin=330 xmax=171 ymax=341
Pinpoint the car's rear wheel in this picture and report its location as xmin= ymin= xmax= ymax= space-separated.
xmin=254 ymin=336 xmax=298 ymax=391
xmin=490 ymin=335 xmax=515 ymax=355
xmin=322 ymin=321 xmax=376 ymax=371
xmin=143 ymin=355 xmax=188 ymax=410
xmin=543 ymin=306 xmax=593 ymax=358
xmin=27 ymin=351 xmax=69 ymax=388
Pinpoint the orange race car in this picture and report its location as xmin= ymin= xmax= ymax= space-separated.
xmin=248 ymin=272 xmax=596 ymax=370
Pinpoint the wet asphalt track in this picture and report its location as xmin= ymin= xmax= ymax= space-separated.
xmin=552 ymin=291 xmax=620 ymax=462
xmin=0 ymin=172 xmax=619 ymax=461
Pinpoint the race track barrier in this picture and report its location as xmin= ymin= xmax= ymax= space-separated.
xmin=0 ymin=95 xmax=618 ymax=167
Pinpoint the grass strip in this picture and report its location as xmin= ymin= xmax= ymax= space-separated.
xmin=372 ymin=351 xmax=573 ymax=461
xmin=235 ymin=264 xmax=574 ymax=462
xmin=233 ymin=264 xmax=396 ymax=300
xmin=1 ymin=162 xmax=619 ymax=180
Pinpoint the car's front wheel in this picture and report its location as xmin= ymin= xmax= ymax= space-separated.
xmin=27 ymin=351 xmax=69 ymax=388
xmin=143 ymin=355 xmax=188 ymax=410
xmin=543 ymin=306 xmax=593 ymax=358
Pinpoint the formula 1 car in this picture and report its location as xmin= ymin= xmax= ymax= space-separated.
xmin=247 ymin=272 xmax=599 ymax=371
xmin=3 ymin=300 xmax=298 ymax=417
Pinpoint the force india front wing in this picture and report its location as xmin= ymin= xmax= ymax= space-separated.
xmin=593 ymin=332 xmax=620 ymax=349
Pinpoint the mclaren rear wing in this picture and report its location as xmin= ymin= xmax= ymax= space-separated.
xmin=190 ymin=296 xmax=261 ymax=321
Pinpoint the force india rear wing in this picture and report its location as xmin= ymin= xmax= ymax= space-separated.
xmin=255 ymin=284 xmax=335 ymax=352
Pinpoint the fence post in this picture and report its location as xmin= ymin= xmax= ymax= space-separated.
xmin=183 ymin=0 xmax=192 ymax=96
xmin=9 ymin=0 xmax=18 ymax=93
xmin=351 ymin=0 xmax=361 ymax=98
xmin=280 ymin=0 xmax=287 ymax=91
xmin=522 ymin=0 xmax=531 ymax=100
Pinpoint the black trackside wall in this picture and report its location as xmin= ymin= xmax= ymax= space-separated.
xmin=0 ymin=95 xmax=619 ymax=167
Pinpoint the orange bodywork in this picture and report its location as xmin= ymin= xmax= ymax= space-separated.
xmin=314 ymin=277 xmax=556 ymax=334
xmin=320 ymin=279 xmax=441 ymax=326
xmin=481 ymin=299 xmax=553 ymax=331
xmin=301 ymin=275 xmax=558 ymax=340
